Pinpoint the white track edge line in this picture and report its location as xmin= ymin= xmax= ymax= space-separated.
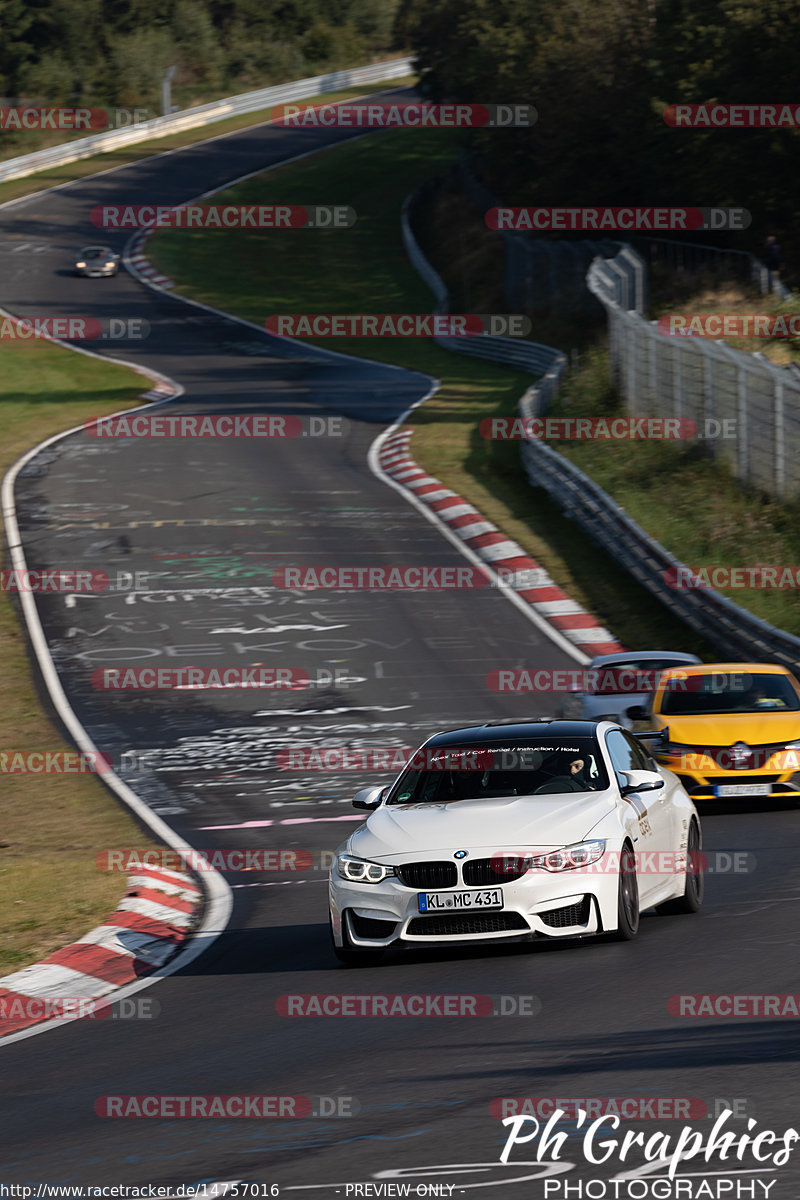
xmin=0 ymin=323 xmax=233 ymax=1048
xmin=367 ymin=406 xmax=591 ymax=666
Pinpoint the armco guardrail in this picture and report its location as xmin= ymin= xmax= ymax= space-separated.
xmin=457 ymin=154 xmax=790 ymax=311
xmin=0 ymin=57 xmax=415 ymax=185
xmin=588 ymin=249 xmax=800 ymax=500
xmin=401 ymin=180 xmax=564 ymax=377
xmin=518 ymin=388 xmax=800 ymax=672
xmin=404 ymin=176 xmax=800 ymax=670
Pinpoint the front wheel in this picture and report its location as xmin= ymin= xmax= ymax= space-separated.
xmin=658 ymin=820 xmax=704 ymax=915
xmin=329 ymin=913 xmax=384 ymax=967
xmin=612 ymin=845 xmax=639 ymax=940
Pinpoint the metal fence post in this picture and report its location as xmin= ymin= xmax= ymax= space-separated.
xmin=775 ymin=378 xmax=785 ymax=500
xmin=738 ymin=360 xmax=749 ymax=484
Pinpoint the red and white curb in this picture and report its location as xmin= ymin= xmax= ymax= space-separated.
xmin=376 ymin=428 xmax=622 ymax=656
xmin=138 ymin=379 xmax=180 ymax=402
xmin=0 ymin=864 xmax=201 ymax=1036
xmin=128 ymin=230 xmax=175 ymax=289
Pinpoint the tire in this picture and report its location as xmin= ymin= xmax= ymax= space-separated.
xmin=612 ymin=844 xmax=639 ymax=940
xmin=658 ymin=820 xmax=704 ymax=915
xmin=329 ymin=913 xmax=384 ymax=967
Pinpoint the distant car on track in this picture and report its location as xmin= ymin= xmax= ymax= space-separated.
xmin=627 ymin=661 xmax=800 ymax=803
xmin=328 ymin=719 xmax=702 ymax=965
xmin=74 ymin=245 xmax=119 ymax=277
xmin=576 ymin=650 xmax=702 ymax=726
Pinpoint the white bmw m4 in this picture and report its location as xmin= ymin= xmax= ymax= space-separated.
xmin=328 ymin=719 xmax=702 ymax=964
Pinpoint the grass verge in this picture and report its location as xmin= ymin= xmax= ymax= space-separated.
xmin=1 ymin=339 xmax=165 ymax=972
xmin=145 ymin=129 xmax=717 ymax=656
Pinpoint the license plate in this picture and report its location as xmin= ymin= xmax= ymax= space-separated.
xmin=418 ymin=889 xmax=503 ymax=912
xmin=713 ymin=783 xmax=772 ymax=797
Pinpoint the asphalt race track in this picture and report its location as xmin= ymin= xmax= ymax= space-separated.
xmin=2 ymin=100 xmax=800 ymax=1196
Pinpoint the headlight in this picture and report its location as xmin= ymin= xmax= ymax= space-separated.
xmin=660 ymin=742 xmax=695 ymax=758
xmin=336 ymin=855 xmax=395 ymax=884
xmin=105 ymin=261 xmax=114 ymax=267
xmin=784 ymin=741 xmax=800 ymax=750
xmin=76 ymin=262 xmax=86 ymax=268
xmin=527 ymin=840 xmax=606 ymax=872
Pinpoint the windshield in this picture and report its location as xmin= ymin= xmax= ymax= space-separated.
xmin=81 ymin=248 xmax=107 ymax=258
xmin=385 ymin=738 xmax=609 ymax=803
xmin=659 ymin=672 xmax=800 ymax=715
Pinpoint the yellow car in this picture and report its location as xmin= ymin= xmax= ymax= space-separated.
xmin=626 ymin=662 xmax=800 ymax=801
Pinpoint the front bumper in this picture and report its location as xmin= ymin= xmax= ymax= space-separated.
xmin=657 ymin=754 xmax=800 ymax=800
xmin=75 ymin=265 xmax=116 ymax=276
xmin=329 ymin=868 xmax=620 ymax=948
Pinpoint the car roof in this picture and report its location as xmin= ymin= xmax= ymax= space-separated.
xmin=79 ymin=245 xmax=112 ymax=252
xmin=425 ymin=719 xmax=605 ymax=746
xmin=658 ymin=662 xmax=792 ymax=678
xmin=588 ymin=650 xmax=701 ymax=667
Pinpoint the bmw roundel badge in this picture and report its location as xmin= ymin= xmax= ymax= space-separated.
xmin=453 ymin=850 xmax=468 ymax=859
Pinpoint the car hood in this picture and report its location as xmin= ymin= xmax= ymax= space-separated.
xmin=350 ymin=792 xmax=615 ymax=860
xmin=654 ymin=711 xmax=800 ymax=745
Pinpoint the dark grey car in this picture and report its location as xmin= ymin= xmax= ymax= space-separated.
xmin=74 ymin=245 xmax=119 ymax=277
xmin=575 ymin=650 xmax=702 ymax=726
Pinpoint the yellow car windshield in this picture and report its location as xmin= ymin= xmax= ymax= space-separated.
xmin=660 ymin=672 xmax=800 ymax=716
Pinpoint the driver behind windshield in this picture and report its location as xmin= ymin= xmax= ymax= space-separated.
xmin=533 ymin=750 xmax=590 ymax=793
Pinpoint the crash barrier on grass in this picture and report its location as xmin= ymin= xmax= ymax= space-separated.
xmin=401 ymin=180 xmax=565 ymax=376
xmin=517 ymin=386 xmax=800 ymax=672
xmin=588 ymin=249 xmax=800 ymax=500
xmin=457 ymin=155 xmax=790 ymax=312
xmin=404 ymin=179 xmax=800 ymax=671
xmin=0 ymin=57 xmax=415 ymax=184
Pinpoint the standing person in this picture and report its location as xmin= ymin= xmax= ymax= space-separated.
xmin=764 ymin=235 xmax=785 ymax=289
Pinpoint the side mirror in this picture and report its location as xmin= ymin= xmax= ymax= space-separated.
xmin=352 ymin=786 xmax=386 ymax=811
xmin=625 ymin=705 xmax=648 ymax=721
xmin=620 ymin=769 xmax=665 ymax=796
